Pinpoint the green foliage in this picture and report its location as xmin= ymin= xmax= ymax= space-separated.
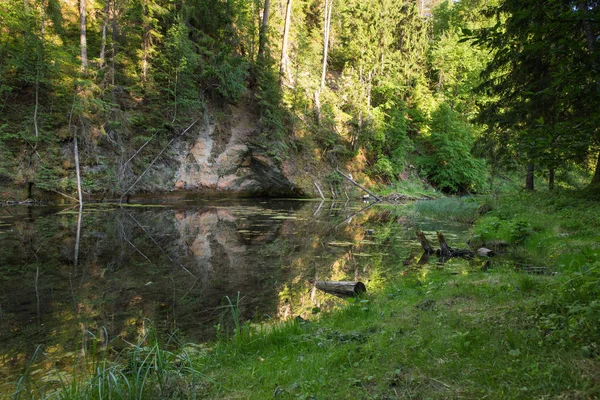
xmin=418 ymin=103 xmax=487 ymax=193
xmin=473 ymin=0 xmax=600 ymax=180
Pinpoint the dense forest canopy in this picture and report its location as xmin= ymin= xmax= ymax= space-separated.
xmin=0 ymin=0 xmax=599 ymax=199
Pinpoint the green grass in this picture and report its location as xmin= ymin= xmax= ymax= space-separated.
xmin=12 ymin=324 xmax=209 ymax=400
xmin=472 ymin=191 xmax=600 ymax=271
xmin=411 ymin=196 xmax=483 ymax=223
xmin=194 ymin=265 xmax=598 ymax=399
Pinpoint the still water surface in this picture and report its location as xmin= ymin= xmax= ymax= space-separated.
xmin=0 ymin=199 xmax=471 ymax=393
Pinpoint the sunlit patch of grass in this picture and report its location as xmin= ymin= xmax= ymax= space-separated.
xmin=188 ymin=267 xmax=598 ymax=399
xmin=379 ymin=176 xmax=440 ymax=199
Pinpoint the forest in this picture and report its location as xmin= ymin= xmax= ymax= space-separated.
xmin=1 ymin=0 xmax=600 ymax=399
xmin=0 ymin=0 xmax=598 ymax=199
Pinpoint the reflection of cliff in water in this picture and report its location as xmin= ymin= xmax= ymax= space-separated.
xmin=0 ymin=202 xmax=311 ymax=385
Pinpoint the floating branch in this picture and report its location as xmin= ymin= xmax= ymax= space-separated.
xmin=436 ymin=232 xmax=474 ymax=259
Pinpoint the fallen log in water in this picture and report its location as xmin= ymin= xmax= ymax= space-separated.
xmin=316 ymin=281 xmax=366 ymax=297
xmin=436 ymin=232 xmax=475 ymax=259
xmin=414 ymin=230 xmax=474 ymax=260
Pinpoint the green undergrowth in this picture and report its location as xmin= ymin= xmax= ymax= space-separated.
xmin=472 ymin=191 xmax=600 ymax=271
xmin=18 ymin=267 xmax=598 ymax=399
xmin=377 ymin=174 xmax=441 ymax=200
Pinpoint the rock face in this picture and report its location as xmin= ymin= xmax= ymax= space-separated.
xmin=172 ymin=104 xmax=299 ymax=197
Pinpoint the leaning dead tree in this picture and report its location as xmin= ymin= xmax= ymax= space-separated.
xmin=415 ymin=231 xmax=474 ymax=259
xmin=336 ymin=168 xmax=382 ymax=201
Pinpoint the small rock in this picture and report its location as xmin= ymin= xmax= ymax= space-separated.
xmin=477 ymin=247 xmax=494 ymax=257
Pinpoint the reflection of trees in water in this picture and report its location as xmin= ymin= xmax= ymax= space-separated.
xmin=0 ymin=203 xmax=308 ymax=381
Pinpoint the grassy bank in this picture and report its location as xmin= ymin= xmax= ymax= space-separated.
xmin=13 ymin=192 xmax=600 ymax=399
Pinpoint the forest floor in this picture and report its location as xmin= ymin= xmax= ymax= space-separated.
xmin=13 ymin=190 xmax=600 ymax=399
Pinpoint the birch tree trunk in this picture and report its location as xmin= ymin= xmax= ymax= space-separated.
xmin=74 ymin=121 xmax=83 ymax=205
xmin=315 ymin=0 xmax=333 ymax=123
xmin=319 ymin=0 xmax=332 ymax=90
xmin=80 ymin=0 xmax=88 ymax=72
xmin=142 ymin=0 xmax=149 ymax=82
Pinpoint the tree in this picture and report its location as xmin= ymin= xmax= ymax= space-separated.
xmin=79 ymin=0 xmax=87 ymax=72
xmin=258 ymin=0 xmax=271 ymax=59
xmin=474 ymin=0 xmax=600 ymax=186
xmin=280 ymin=0 xmax=293 ymax=85
xmin=418 ymin=103 xmax=487 ymax=193
xmin=314 ymin=0 xmax=334 ymax=123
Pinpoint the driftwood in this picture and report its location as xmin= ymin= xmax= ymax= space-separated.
xmin=313 ymin=182 xmax=326 ymax=199
xmin=436 ymin=232 xmax=474 ymax=259
xmin=415 ymin=231 xmax=435 ymax=255
xmin=316 ymin=281 xmax=366 ymax=297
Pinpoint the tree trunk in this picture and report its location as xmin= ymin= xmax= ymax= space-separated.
xmin=99 ymin=0 xmax=109 ymax=67
xmin=279 ymin=0 xmax=293 ymax=85
xmin=319 ymin=0 xmax=332 ymax=91
xmin=74 ymin=120 xmax=83 ymax=205
xmin=34 ymin=0 xmax=45 ymax=138
xmin=80 ymin=0 xmax=88 ymax=72
xmin=315 ymin=281 xmax=366 ymax=297
xmin=548 ymin=168 xmax=555 ymax=190
xmin=592 ymin=151 xmax=600 ymax=185
xmin=257 ymin=0 xmax=271 ymax=59
xmin=336 ymin=168 xmax=381 ymax=201
xmin=141 ymin=0 xmax=149 ymax=82
xmin=110 ymin=0 xmax=117 ymax=104
xmin=526 ymin=163 xmax=534 ymax=190
xmin=415 ymin=231 xmax=435 ymax=255
xmin=315 ymin=0 xmax=333 ymax=122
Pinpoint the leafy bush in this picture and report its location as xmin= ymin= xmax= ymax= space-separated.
xmin=371 ymin=154 xmax=396 ymax=181
xmin=418 ymin=103 xmax=487 ymax=193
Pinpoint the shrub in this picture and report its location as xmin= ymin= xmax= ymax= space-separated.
xmin=418 ymin=103 xmax=487 ymax=193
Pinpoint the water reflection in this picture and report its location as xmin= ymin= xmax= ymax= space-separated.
xmin=0 ymin=200 xmax=471 ymax=393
